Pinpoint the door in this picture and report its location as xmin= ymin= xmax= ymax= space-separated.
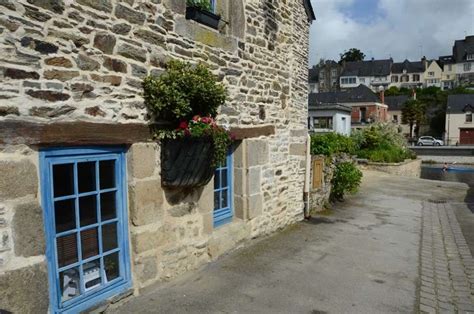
xmin=460 ymin=128 xmax=474 ymax=145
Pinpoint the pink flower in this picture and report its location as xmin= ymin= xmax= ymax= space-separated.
xmin=192 ymin=115 xmax=200 ymax=122
xmin=201 ymin=117 xmax=211 ymax=124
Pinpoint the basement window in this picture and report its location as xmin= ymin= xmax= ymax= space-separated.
xmin=40 ymin=147 xmax=131 ymax=313
xmin=213 ymin=151 xmax=233 ymax=227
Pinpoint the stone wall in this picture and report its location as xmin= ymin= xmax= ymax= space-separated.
xmin=0 ymin=0 xmax=312 ymax=311
xmin=359 ymin=158 xmax=422 ymax=178
xmin=0 ymin=145 xmax=49 ymax=314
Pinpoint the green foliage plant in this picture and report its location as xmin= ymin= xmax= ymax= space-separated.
xmin=352 ymin=123 xmax=415 ymax=163
xmin=143 ymin=60 xmax=226 ymax=124
xmin=143 ymin=60 xmax=231 ymax=166
xmin=186 ymin=0 xmax=212 ymax=12
xmin=331 ymin=162 xmax=362 ymax=201
xmin=310 ymin=132 xmax=356 ymax=157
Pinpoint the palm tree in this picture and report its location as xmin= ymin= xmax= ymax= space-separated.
xmin=402 ymin=99 xmax=426 ymax=139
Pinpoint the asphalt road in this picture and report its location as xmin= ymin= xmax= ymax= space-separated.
xmin=112 ymin=171 xmax=469 ymax=314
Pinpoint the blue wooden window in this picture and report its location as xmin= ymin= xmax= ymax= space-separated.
xmin=210 ymin=0 xmax=216 ymax=12
xmin=40 ymin=147 xmax=131 ymax=313
xmin=213 ymin=151 xmax=233 ymax=227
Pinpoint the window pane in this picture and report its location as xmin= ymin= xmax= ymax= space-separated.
xmin=102 ymin=223 xmax=118 ymax=252
xmin=221 ymin=188 xmax=228 ymax=208
xmin=81 ymin=228 xmax=99 ymax=260
xmin=100 ymin=160 xmax=116 ymax=189
xmin=214 ymin=191 xmax=220 ymax=209
xmin=214 ymin=170 xmax=220 ymax=189
xmin=104 ymin=252 xmax=120 ymax=282
xmin=57 ymin=234 xmax=78 ymax=268
xmin=83 ymin=259 xmax=102 ymax=293
xmin=100 ymin=192 xmax=117 ymax=221
xmin=79 ymin=195 xmax=97 ymax=227
xmin=221 ymin=169 xmax=228 ymax=188
xmin=55 ymin=199 xmax=76 ymax=233
xmin=78 ymin=162 xmax=96 ymax=193
xmin=60 ymin=267 xmax=80 ymax=303
xmin=53 ymin=164 xmax=74 ymax=197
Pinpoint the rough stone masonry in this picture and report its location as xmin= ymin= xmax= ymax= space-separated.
xmin=0 ymin=0 xmax=314 ymax=312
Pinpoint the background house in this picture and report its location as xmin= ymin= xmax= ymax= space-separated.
xmin=453 ymin=35 xmax=474 ymax=86
xmin=308 ymin=97 xmax=352 ymax=135
xmin=439 ymin=55 xmax=457 ymax=90
xmin=424 ymin=60 xmax=443 ymax=88
xmin=311 ymin=85 xmax=388 ymax=129
xmin=0 ymin=1 xmax=315 ymax=313
xmin=339 ymin=59 xmax=392 ymax=92
xmin=446 ymin=94 xmax=474 ymax=145
xmin=390 ymin=59 xmax=425 ymax=89
xmin=385 ymin=95 xmax=411 ymax=136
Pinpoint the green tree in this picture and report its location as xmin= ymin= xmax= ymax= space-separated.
xmin=339 ymin=48 xmax=365 ymax=63
xmin=402 ymin=99 xmax=426 ymax=138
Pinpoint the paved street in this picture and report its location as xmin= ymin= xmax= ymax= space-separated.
xmin=112 ymin=171 xmax=473 ymax=313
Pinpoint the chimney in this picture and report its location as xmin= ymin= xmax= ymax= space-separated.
xmin=421 ymin=56 xmax=428 ymax=70
xmin=380 ymin=89 xmax=385 ymax=104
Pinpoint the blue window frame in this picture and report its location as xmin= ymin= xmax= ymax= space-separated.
xmin=40 ymin=147 xmax=131 ymax=313
xmin=210 ymin=0 xmax=216 ymax=12
xmin=213 ymin=151 xmax=233 ymax=227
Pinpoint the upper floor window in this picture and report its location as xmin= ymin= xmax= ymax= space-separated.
xmin=341 ymin=77 xmax=356 ymax=85
xmin=331 ymin=69 xmax=337 ymax=76
xmin=464 ymin=63 xmax=472 ymax=72
xmin=186 ymin=0 xmax=219 ymax=29
xmin=391 ymin=75 xmax=398 ymax=83
xmin=360 ymin=78 xmax=365 ymax=83
xmin=428 ymin=71 xmax=434 ymax=77
xmin=467 ymin=54 xmax=474 ymax=61
xmin=467 ymin=111 xmax=473 ymax=123
xmin=413 ymin=74 xmax=420 ymax=82
xmin=401 ymin=75 xmax=409 ymax=82
xmin=448 ymin=65 xmax=452 ymax=71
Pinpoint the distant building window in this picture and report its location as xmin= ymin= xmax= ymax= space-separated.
xmin=391 ymin=76 xmax=398 ymax=83
xmin=412 ymin=74 xmax=420 ymax=82
xmin=320 ymin=72 xmax=325 ymax=79
xmin=467 ymin=111 xmax=473 ymax=123
xmin=428 ymin=71 xmax=434 ymax=76
xmin=467 ymin=54 xmax=474 ymax=61
xmin=313 ymin=117 xmax=333 ymax=129
xmin=341 ymin=77 xmax=356 ymax=85
xmin=464 ymin=63 xmax=472 ymax=71
xmin=331 ymin=69 xmax=337 ymax=76
xmin=393 ymin=115 xmax=398 ymax=123
xmin=401 ymin=75 xmax=409 ymax=82
xmin=446 ymin=75 xmax=450 ymax=79
xmin=448 ymin=65 xmax=452 ymax=71
xmin=360 ymin=78 xmax=365 ymax=83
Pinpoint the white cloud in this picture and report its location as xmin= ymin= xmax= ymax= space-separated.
xmin=309 ymin=0 xmax=474 ymax=65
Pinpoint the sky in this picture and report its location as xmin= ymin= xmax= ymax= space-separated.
xmin=308 ymin=0 xmax=474 ymax=66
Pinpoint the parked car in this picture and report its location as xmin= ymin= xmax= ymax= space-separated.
xmin=417 ymin=136 xmax=444 ymax=146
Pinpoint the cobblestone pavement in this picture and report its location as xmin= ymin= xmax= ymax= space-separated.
xmin=420 ymin=201 xmax=474 ymax=313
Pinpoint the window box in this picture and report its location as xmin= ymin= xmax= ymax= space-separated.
xmin=161 ymin=137 xmax=215 ymax=188
xmin=186 ymin=6 xmax=221 ymax=30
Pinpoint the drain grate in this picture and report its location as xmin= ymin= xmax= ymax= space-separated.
xmin=428 ymin=199 xmax=448 ymax=204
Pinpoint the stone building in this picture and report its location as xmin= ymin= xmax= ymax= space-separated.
xmin=0 ymin=0 xmax=315 ymax=313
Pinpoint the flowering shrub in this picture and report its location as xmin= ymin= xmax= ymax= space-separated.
xmin=174 ymin=115 xmax=232 ymax=167
xmin=143 ymin=60 xmax=232 ymax=167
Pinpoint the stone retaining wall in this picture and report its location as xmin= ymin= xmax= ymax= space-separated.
xmin=0 ymin=0 xmax=313 ymax=312
xmin=359 ymin=158 xmax=422 ymax=178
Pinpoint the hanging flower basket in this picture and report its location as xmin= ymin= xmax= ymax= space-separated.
xmin=161 ymin=137 xmax=215 ymax=188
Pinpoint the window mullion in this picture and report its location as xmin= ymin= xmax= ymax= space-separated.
xmin=73 ymin=162 xmax=85 ymax=296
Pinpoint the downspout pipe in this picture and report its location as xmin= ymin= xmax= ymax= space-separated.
xmin=303 ymin=133 xmax=311 ymax=219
